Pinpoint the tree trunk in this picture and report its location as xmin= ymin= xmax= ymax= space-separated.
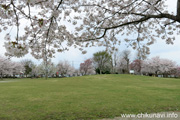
xmin=84 ymin=70 xmax=87 ymax=75
xmin=140 ymin=61 xmax=142 ymax=75
xmin=0 ymin=73 xmax=3 ymax=80
xmin=100 ymin=69 xmax=102 ymax=74
xmin=155 ymin=71 xmax=158 ymax=77
xmin=45 ymin=59 xmax=48 ymax=80
xmin=127 ymin=59 xmax=129 ymax=74
xmin=177 ymin=0 xmax=180 ymax=17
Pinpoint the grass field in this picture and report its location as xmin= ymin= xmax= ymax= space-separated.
xmin=0 ymin=74 xmax=180 ymax=120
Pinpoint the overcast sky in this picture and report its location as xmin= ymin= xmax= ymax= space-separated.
xmin=0 ymin=0 xmax=179 ymax=68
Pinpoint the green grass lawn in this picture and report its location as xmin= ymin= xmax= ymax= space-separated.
xmin=0 ymin=74 xmax=180 ymax=120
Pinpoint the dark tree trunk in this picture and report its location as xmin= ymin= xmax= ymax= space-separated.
xmin=100 ymin=70 xmax=102 ymax=74
xmin=177 ymin=0 xmax=180 ymax=17
xmin=127 ymin=59 xmax=129 ymax=74
xmin=0 ymin=73 xmax=3 ymax=79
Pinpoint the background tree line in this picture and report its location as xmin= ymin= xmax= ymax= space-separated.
xmin=92 ymin=50 xmax=180 ymax=78
xmin=1 ymin=48 xmax=180 ymax=79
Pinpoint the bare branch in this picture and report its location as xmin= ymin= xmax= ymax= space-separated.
xmin=100 ymin=14 xmax=177 ymax=30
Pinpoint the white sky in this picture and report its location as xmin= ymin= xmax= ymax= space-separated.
xmin=0 ymin=0 xmax=180 ymax=68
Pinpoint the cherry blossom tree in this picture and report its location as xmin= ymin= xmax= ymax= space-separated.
xmin=141 ymin=56 xmax=176 ymax=77
xmin=75 ymin=0 xmax=180 ymax=58
xmin=0 ymin=56 xmax=24 ymax=78
xmin=175 ymin=66 xmax=180 ymax=77
xmin=116 ymin=50 xmax=131 ymax=74
xmin=30 ymin=64 xmax=39 ymax=78
xmin=0 ymin=56 xmax=11 ymax=79
xmin=0 ymin=0 xmax=86 ymax=60
xmin=37 ymin=60 xmax=56 ymax=78
xmin=117 ymin=58 xmax=128 ymax=74
xmin=11 ymin=62 xmax=25 ymax=78
xmin=56 ymin=60 xmax=75 ymax=77
xmin=80 ymin=59 xmax=94 ymax=75
xmin=159 ymin=59 xmax=176 ymax=77
xmin=74 ymin=69 xmax=81 ymax=76
xmin=1 ymin=0 xmax=180 ymax=59
xmin=130 ymin=59 xmax=142 ymax=75
xmin=111 ymin=51 xmax=119 ymax=74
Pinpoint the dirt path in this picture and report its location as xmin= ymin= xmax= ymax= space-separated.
xmin=100 ymin=112 xmax=180 ymax=120
xmin=0 ymin=80 xmax=18 ymax=83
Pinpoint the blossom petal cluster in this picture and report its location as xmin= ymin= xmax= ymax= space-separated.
xmin=0 ymin=0 xmax=179 ymax=59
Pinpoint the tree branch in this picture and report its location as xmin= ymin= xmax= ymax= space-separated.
xmin=100 ymin=13 xmax=177 ymax=30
